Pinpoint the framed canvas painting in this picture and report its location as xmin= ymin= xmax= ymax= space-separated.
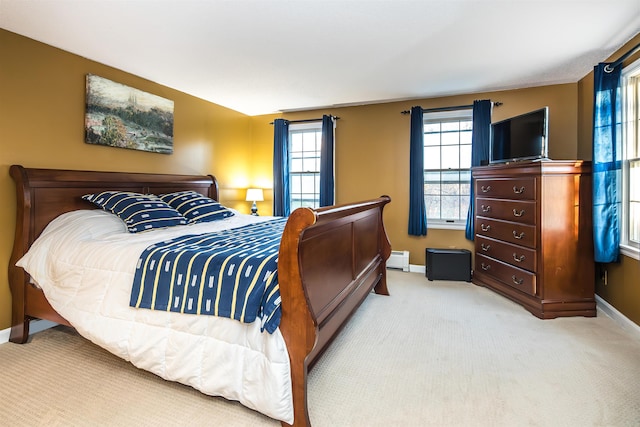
xmin=85 ymin=74 xmax=174 ymax=154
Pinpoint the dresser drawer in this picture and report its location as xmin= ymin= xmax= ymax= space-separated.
xmin=475 ymin=217 xmax=536 ymax=248
xmin=476 ymin=177 xmax=536 ymax=200
xmin=476 ymin=253 xmax=537 ymax=297
xmin=476 ymin=198 xmax=536 ymax=225
xmin=476 ymin=235 xmax=537 ymax=272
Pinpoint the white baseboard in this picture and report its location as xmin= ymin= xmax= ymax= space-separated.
xmin=387 ymin=264 xmax=426 ymax=274
xmin=409 ymin=264 xmax=426 ymax=274
xmin=596 ymin=295 xmax=640 ymax=339
xmin=0 ymin=320 xmax=58 ymax=345
xmin=0 ymin=328 xmax=9 ymax=344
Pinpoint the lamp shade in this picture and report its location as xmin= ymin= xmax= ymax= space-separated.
xmin=245 ymin=188 xmax=264 ymax=202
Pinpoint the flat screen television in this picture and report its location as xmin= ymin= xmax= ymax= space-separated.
xmin=489 ymin=107 xmax=549 ymax=164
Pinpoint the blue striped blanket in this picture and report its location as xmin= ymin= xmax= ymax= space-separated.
xmin=129 ymin=218 xmax=287 ymax=333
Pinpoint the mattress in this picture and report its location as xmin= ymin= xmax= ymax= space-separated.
xmin=16 ymin=209 xmax=293 ymax=423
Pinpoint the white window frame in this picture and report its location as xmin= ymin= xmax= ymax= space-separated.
xmin=289 ymin=122 xmax=322 ymax=210
xmin=621 ymin=59 xmax=640 ymax=260
xmin=423 ymin=109 xmax=473 ymax=230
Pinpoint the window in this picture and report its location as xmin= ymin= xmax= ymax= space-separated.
xmin=289 ymin=122 xmax=322 ymax=209
xmin=621 ymin=59 xmax=640 ymax=259
xmin=423 ymin=109 xmax=473 ymax=229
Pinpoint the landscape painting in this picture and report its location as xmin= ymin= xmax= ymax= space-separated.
xmin=85 ymin=74 xmax=174 ymax=154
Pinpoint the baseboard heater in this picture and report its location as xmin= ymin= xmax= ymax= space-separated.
xmin=387 ymin=250 xmax=409 ymax=272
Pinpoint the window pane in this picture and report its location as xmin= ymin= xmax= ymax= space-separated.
xmin=291 ymin=158 xmax=303 ymax=172
xmin=302 ymin=131 xmax=317 ymax=151
xmin=424 ymin=123 xmax=440 ymax=133
xmin=424 ymin=133 xmax=440 ymax=146
xmin=291 ymin=174 xmax=301 ymax=193
xmin=424 ymin=146 xmax=441 ymax=169
xmin=442 ymin=182 xmax=461 ymax=196
xmin=441 ymin=132 xmax=459 ymax=146
xmin=630 ymin=159 xmax=640 ymax=244
xmin=301 ymin=174 xmax=316 ymax=193
xmin=440 ymin=195 xmax=460 ymax=219
xmin=623 ymin=65 xmax=640 ymax=250
xmin=289 ymin=125 xmax=323 ymax=209
xmin=460 ymin=180 xmax=471 ymax=197
xmin=425 ymin=182 xmax=441 ymax=196
xmin=441 ymin=122 xmax=459 ymax=132
xmin=302 ymin=157 xmax=318 ymax=172
xmin=460 ymin=144 xmax=472 ymax=169
xmin=291 ymin=133 xmax=303 ymax=152
xmin=441 ymin=169 xmax=460 ymax=183
xmin=425 ymin=195 xmax=440 ymax=217
xmin=460 ymin=130 xmax=472 ymax=145
xmin=441 ymin=146 xmax=460 ymax=169
xmin=630 ymin=202 xmax=640 ymax=244
xmin=424 ymin=171 xmax=441 ymax=184
xmin=421 ymin=111 xmax=472 ymax=222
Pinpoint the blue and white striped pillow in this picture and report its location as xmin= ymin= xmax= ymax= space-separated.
xmin=159 ymin=191 xmax=234 ymax=223
xmin=82 ymin=191 xmax=187 ymax=233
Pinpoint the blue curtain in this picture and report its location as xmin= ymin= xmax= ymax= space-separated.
xmin=319 ymin=115 xmax=335 ymax=206
xmin=465 ymin=100 xmax=492 ymax=240
xmin=592 ymin=63 xmax=622 ymax=263
xmin=408 ymin=106 xmax=427 ymax=236
xmin=273 ymin=118 xmax=290 ymax=217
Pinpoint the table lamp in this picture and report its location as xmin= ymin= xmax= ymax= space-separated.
xmin=245 ymin=188 xmax=264 ymax=215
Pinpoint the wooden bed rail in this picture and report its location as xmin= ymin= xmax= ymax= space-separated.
xmin=278 ymin=196 xmax=392 ymax=426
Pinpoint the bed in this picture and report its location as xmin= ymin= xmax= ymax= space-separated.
xmin=7 ymin=164 xmax=392 ymax=427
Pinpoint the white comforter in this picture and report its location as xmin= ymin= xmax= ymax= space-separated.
xmin=17 ymin=209 xmax=293 ymax=424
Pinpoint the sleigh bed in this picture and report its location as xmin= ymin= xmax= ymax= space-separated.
xmin=8 ymin=164 xmax=391 ymax=427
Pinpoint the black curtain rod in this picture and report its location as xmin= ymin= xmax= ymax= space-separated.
xmin=269 ymin=115 xmax=340 ymax=125
xmin=604 ymin=41 xmax=640 ymax=73
xmin=401 ymin=101 xmax=502 ymax=115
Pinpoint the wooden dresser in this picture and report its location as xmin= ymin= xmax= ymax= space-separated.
xmin=471 ymin=160 xmax=596 ymax=318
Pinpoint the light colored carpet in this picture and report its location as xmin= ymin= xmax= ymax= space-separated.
xmin=1 ymin=270 xmax=639 ymax=426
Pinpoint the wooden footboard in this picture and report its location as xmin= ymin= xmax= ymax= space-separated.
xmin=278 ymin=196 xmax=392 ymax=427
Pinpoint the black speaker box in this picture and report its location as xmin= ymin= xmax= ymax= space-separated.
xmin=425 ymin=248 xmax=472 ymax=282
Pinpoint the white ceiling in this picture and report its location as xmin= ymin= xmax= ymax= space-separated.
xmin=2 ymin=0 xmax=640 ymax=116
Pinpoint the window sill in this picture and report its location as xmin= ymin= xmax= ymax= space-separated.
xmin=620 ymin=244 xmax=640 ymax=261
xmin=427 ymin=221 xmax=466 ymax=231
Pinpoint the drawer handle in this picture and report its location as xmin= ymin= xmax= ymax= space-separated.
xmin=512 ymin=230 xmax=525 ymax=239
xmin=481 ymin=185 xmax=491 ymax=193
xmin=481 ymin=263 xmax=491 ymax=271
xmin=513 ymin=209 xmax=525 ymax=217
xmin=481 ymin=224 xmax=491 ymax=232
xmin=480 ymin=243 xmax=491 ymax=252
xmin=512 ymin=275 xmax=524 ymax=285
xmin=512 ymin=253 xmax=525 ymax=262
xmin=513 ymin=186 xmax=525 ymax=194
xmin=481 ymin=205 xmax=491 ymax=213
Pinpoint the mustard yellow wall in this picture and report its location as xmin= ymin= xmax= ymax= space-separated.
xmin=250 ymin=84 xmax=580 ymax=267
xmin=0 ymin=29 xmax=253 ymax=330
xmin=577 ymin=33 xmax=640 ymax=326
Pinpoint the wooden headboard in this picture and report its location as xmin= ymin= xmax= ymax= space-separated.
xmin=10 ymin=165 xmax=219 ymax=243
xmin=9 ymin=164 xmax=219 ymax=341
